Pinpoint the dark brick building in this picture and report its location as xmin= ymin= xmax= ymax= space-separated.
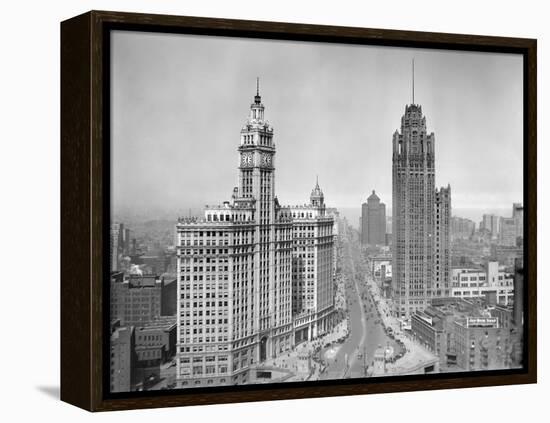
xmin=111 ymin=273 xmax=165 ymax=326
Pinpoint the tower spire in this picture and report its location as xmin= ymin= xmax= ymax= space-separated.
xmin=254 ymin=77 xmax=261 ymax=104
xmin=412 ymin=58 xmax=415 ymax=105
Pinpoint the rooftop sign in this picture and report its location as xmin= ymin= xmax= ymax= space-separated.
xmin=466 ymin=317 xmax=499 ymax=328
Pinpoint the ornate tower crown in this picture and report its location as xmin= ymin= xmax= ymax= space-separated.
xmin=240 ymin=78 xmax=274 ymax=149
xmin=310 ymin=176 xmax=325 ymax=207
xmin=392 ymin=62 xmax=434 ymax=160
xmin=249 ymin=77 xmax=265 ymax=122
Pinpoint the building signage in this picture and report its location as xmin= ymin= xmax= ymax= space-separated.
xmin=467 ymin=317 xmax=498 ymax=328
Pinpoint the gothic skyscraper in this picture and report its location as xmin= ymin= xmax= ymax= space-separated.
xmin=391 ymin=66 xmax=451 ymax=318
xmin=392 ymin=103 xmax=435 ymax=318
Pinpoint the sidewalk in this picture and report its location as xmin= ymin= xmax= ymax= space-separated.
xmin=260 ymin=319 xmax=350 ymax=381
xmin=366 ymin=274 xmax=438 ymax=376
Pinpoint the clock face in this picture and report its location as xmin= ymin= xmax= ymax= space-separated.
xmin=241 ymin=153 xmax=253 ymax=167
xmin=262 ymin=154 xmax=272 ymax=166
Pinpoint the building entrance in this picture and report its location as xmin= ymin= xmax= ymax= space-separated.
xmin=260 ymin=336 xmax=268 ymax=362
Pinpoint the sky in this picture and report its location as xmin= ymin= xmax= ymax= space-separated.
xmin=111 ymin=30 xmax=523 ymax=222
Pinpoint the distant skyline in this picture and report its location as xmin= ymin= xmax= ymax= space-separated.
xmin=111 ymin=31 xmax=523 ymax=219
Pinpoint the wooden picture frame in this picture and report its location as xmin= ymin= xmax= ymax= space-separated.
xmin=61 ymin=10 xmax=537 ymax=411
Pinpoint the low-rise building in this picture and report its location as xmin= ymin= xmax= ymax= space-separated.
xmin=451 ymin=262 xmax=514 ymax=306
xmin=135 ymin=316 xmax=177 ymax=363
xmin=371 ymin=257 xmax=392 ymax=282
xmin=412 ymin=299 xmax=515 ymax=371
xmin=411 ymin=307 xmax=453 ymax=364
xmin=133 ymin=316 xmax=177 ymax=389
xmin=453 ymin=315 xmax=510 ymax=371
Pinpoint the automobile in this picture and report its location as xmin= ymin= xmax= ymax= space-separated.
xmin=357 ymin=353 xmax=363 ymax=359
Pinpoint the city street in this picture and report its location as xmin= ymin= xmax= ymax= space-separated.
xmin=364 ymin=253 xmax=440 ymax=376
xmin=320 ymin=229 xmax=400 ymax=379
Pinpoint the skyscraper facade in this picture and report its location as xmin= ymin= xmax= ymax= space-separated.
xmin=175 ymin=85 xmax=334 ymax=387
xmin=110 ymin=223 xmax=123 ymax=272
xmin=392 ymin=104 xmax=436 ymax=318
xmin=499 ymin=218 xmax=519 ymax=246
xmin=325 ymin=207 xmax=340 ymax=276
xmin=110 ymin=223 xmax=133 ymax=272
xmin=361 ymin=190 xmax=386 ymax=246
xmin=480 ymin=214 xmax=500 ymax=239
xmin=434 ymin=186 xmax=451 ymax=297
xmin=288 ymin=183 xmax=335 ymax=342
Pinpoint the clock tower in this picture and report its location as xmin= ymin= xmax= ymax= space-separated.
xmin=238 ymin=78 xmax=275 ymax=224
xmin=237 ymin=78 xmax=282 ymax=351
xmin=175 ymin=80 xmax=332 ymax=386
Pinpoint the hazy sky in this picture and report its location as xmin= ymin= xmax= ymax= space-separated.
xmin=111 ymin=30 xmax=523 ymax=218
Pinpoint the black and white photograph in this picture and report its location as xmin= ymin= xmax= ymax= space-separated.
xmin=108 ymin=30 xmax=525 ymax=393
